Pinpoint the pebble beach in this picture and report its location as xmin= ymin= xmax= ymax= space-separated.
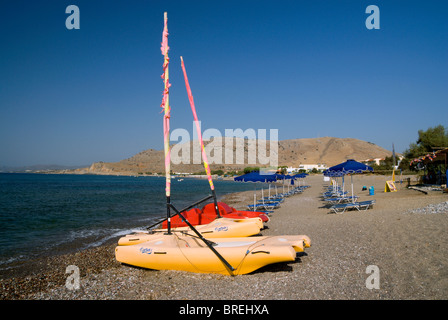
xmin=1 ymin=174 xmax=447 ymax=301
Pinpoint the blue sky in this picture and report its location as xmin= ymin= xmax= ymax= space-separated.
xmin=1 ymin=0 xmax=447 ymax=167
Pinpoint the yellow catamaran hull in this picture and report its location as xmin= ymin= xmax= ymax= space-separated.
xmin=115 ymin=233 xmax=309 ymax=275
xmin=118 ymin=217 xmax=264 ymax=245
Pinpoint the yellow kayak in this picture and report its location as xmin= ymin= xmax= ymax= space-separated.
xmin=119 ymin=230 xmax=310 ymax=249
xmin=115 ymin=233 xmax=310 ymax=275
xmin=162 ymin=216 xmax=264 ymax=232
xmin=118 ymin=217 xmax=263 ymax=246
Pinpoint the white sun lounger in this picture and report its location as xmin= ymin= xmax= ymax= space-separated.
xmin=330 ymin=200 xmax=376 ymax=214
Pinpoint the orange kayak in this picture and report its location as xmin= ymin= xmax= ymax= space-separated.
xmin=161 ymin=202 xmax=269 ymax=229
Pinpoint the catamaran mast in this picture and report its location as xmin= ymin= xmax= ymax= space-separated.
xmin=154 ymin=14 xmax=235 ymax=274
xmin=161 ymin=12 xmax=172 ymax=233
xmin=180 ymin=56 xmax=221 ymax=218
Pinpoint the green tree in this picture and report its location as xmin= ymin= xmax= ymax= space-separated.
xmin=404 ymin=125 xmax=448 ymax=159
xmin=277 ymin=166 xmax=288 ymax=174
xmin=243 ymin=167 xmax=260 ymax=174
xmin=370 ymin=156 xmax=394 ymax=171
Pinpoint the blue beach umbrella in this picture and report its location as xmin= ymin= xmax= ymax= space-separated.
xmin=293 ymin=173 xmax=307 ymax=181
xmin=272 ymin=173 xmax=294 ymax=191
xmin=234 ymin=171 xmax=276 ymax=183
xmin=327 ymin=159 xmax=373 ymax=174
xmin=272 ymin=173 xmax=285 ymax=180
xmin=234 ymin=172 xmax=277 ymax=209
xmin=293 ymin=173 xmax=309 ymax=187
xmin=279 ymin=174 xmax=295 ymax=186
xmin=323 ymin=169 xmax=345 ymax=193
xmin=326 ymin=159 xmax=374 ymax=202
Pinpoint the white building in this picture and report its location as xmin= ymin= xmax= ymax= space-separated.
xmin=362 ymin=155 xmax=404 ymax=167
xmin=362 ymin=158 xmax=385 ymax=166
xmin=287 ymin=164 xmax=328 ymax=173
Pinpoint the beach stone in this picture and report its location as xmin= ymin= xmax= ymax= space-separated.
xmin=2 ymin=175 xmax=448 ymax=301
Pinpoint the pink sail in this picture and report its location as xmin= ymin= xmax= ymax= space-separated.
xmin=161 ymin=13 xmax=171 ymax=197
xmin=180 ymin=56 xmax=215 ymax=191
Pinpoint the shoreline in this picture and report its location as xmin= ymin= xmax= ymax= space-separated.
xmin=0 ymin=186 xmax=254 ymax=279
xmin=1 ymin=174 xmax=448 ymax=300
xmin=0 ymin=173 xmax=257 ymax=274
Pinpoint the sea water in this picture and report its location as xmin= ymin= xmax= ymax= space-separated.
xmin=0 ymin=173 xmax=263 ymax=269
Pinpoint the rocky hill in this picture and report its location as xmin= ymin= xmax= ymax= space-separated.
xmin=67 ymin=137 xmax=394 ymax=175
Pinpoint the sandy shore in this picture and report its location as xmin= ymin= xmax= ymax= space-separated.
xmin=1 ymin=174 xmax=447 ymax=301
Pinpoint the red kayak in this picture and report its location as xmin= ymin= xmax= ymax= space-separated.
xmin=202 ymin=202 xmax=269 ymax=222
xmin=161 ymin=202 xmax=269 ymax=229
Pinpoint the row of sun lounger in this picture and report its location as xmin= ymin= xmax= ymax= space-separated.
xmin=247 ymin=185 xmax=310 ymax=212
xmin=322 ymin=185 xmax=375 ymax=214
xmin=329 ymin=200 xmax=376 ymax=213
xmin=323 ymin=195 xmax=359 ymax=204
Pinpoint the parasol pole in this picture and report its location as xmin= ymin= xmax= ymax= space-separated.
xmin=180 ymin=56 xmax=221 ymax=218
xmin=160 ymin=12 xmax=172 ymax=233
xmin=351 ymin=173 xmax=355 ymax=203
xmin=392 ymin=143 xmax=396 ymax=182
